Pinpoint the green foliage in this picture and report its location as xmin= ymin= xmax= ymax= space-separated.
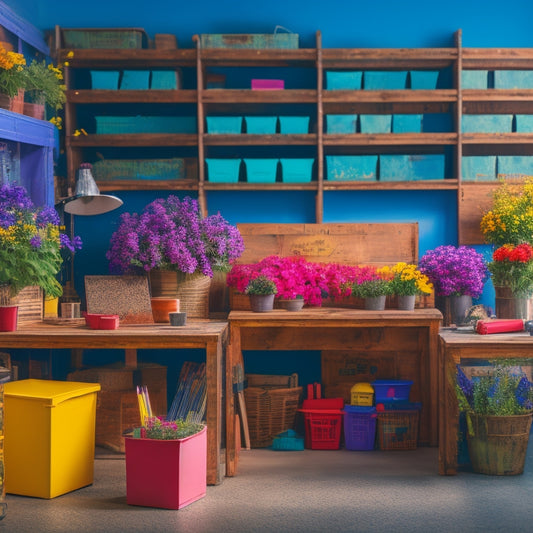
xmin=24 ymin=60 xmax=66 ymax=111
xmin=352 ymin=278 xmax=392 ymax=298
xmin=245 ymin=275 xmax=278 ymax=295
xmin=144 ymin=417 xmax=204 ymax=440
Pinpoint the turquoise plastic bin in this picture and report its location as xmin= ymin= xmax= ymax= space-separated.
xmin=409 ymin=71 xmax=439 ymax=89
xmin=244 ymin=159 xmax=279 ymax=183
xmin=280 ymin=158 xmax=314 ymax=182
xmin=393 ymin=115 xmax=423 ymax=133
xmin=497 ymin=156 xmax=533 ymax=179
xmin=515 ymin=115 xmax=533 ymax=133
xmin=461 ymin=70 xmax=488 ymax=89
xmin=380 ymin=154 xmax=445 ymax=181
xmin=494 ymin=70 xmax=533 ymax=89
xmin=326 ymin=155 xmax=378 ymax=181
xmin=462 ymin=114 xmax=513 ymax=133
xmin=462 ymin=156 xmax=497 ymax=181
xmin=325 ymin=71 xmax=362 ymax=90
xmin=325 ymin=114 xmax=357 ymax=134
xmin=206 ymin=116 xmax=243 ymax=134
xmin=90 ymin=71 xmax=120 ymax=90
xmin=279 ymin=116 xmax=310 ymax=134
xmin=360 ymin=114 xmax=392 ymax=134
xmin=364 ymin=71 xmax=407 ymax=90
xmin=205 ymin=158 xmax=241 ymax=183
xmin=120 ymin=70 xmax=151 ymax=90
xmin=244 ymin=116 xmax=278 ymax=134
xmin=151 ymin=70 xmax=179 ymax=89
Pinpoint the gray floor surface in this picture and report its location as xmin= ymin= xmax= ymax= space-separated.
xmin=2 ymin=444 xmax=533 ymax=533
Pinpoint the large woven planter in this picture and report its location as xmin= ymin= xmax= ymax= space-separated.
xmin=466 ymin=412 xmax=532 ymax=475
xmin=149 ymin=269 xmax=211 ymax=319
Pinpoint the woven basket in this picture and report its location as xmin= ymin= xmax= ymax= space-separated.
xmin=244 ymin=376 xmax=302 ymax=448
xmin=149 ymin=269 xmax=211 ymax=319
xmin=0 ymin=285 xmax=43 ymax=324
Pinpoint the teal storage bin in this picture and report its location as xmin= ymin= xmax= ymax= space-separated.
xmin=497 ymin=156 xmax=533 ymax=179
xmin=120 ymin=70 xmax=150 ymax=90
xmin=206 ymin=116 xmax=243 ymax=134
xmin=279 ymin=116 xmax=310 ymax=134
xmin=409 ymin=71 xmax=439 ymax=89
xmin=326 ymin=155 xmax=378 ymax=181
xmin=515 ymin=115 xmax=533 ymax=132
xmin=244 ymin=116 xmax=278 ymax=134
xmin=364 ymin=71 xmax=407 ymax=90
xmin=205 ymin=158 xmax=241 ymax=183
xmin=90 ymin=70 xmax=120 ymax=90
xmin=494 ymin=70 xmax=533 ymax=89
xmin=360 ymin=114 xmax=392 ymax=134
xmin=461 ymin=70 xmax=488 ymax=89
xmin=95 ymin=116 xmax=197 ymax=134
xmin=461 ymin=114 xmax=513 ymax=133
xmin=280 ymin=158 xmax=314 ymax=182
xmin=325 ymin=114 xmax=357 ymax=134
xmin=325 ymin=71 xmax=362 ymax=90
xmin=462 ymin=156 xmax=497 ymax=181
xmin=244 ymin=158 xmax=279 ymax=183
xmin=150 ymin=70 xmax=179 ymax=89
xmin=380 ymin=154 xmax=445 ymax=181
xmin=392 ymin=114 xmax=423 ymax=133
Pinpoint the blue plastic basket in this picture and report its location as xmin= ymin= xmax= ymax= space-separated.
xmin=371 ymin=380 xmax=413 ymax=404
xmin=462 ymin=114 xmax=513 ymax=133
xmin=343 ymin=406 xmax=377 ymax=451
xmin=280 ymin=158 xmax=314 ymax=182
xmin=272 ymin=429 xmax=304 ymax=451
xmin=494 ymin=70 xmax=533 ymax=89
xmin=206 ymin=116 xmax=243 ymax=134
xmin=364 ymin=71 xmax=407 ymax=90
xmin=497 ymin=155 xmax=533 ymax=179
xmin=90 ymin=71 xmax=120 ymax=90
xmin=325 ymin=114 xmax=357 ymax=134
xmin=151 ymin=70 xmax=179 ymax=90
xmin=392 ymin=115 xmax=423 ymax=133
xmin=120 ymin=70 xmax=151 ymax=90
xmin=461 ymin=70 xmax=488 ymax=89
xmin=279 ymin=116 xmax=310 ymax=134
xmin=462 ymin=156 xmax=497 ymax=181
xmin=380 ymin=154 xmax=445 ymax=181
xmin=244 ymin=116 xmax=278 ymax=134
xmin=360 ymin=114 xmax=392 ymax=134
xmin=409 ymin=71 xmax=439 ymax=89
xmin=325 ymin=71 xmax=362 ymax=90
xmin=326 ymin=155 xmax=378 ymax=181
xmin=205 ymin=158 xmax=241 ymax=182
xmin=244 ymin=159 xmax=279 ymax=183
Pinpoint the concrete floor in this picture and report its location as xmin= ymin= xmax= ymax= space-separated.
xmin=2 ymin=445 xmax=533 ymax=533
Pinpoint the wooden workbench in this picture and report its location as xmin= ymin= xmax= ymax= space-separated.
xmin=0 ymin=320 xmax=228 ymax=485
xmin=227 ymin=307 xmax=442 ymax=476
xmin=438 ymin=328 xmax=533 ymax=475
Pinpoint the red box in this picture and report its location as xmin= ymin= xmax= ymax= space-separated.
xmin=251 ymin=79 xmax=284 ymax=90
xmin=125 ymin=426 xmax=207 ymax=509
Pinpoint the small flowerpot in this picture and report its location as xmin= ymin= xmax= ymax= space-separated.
xmin=0 ymin=305 xmax=18 ymax=331
xmin=364 ymin=295 xmax=386 ymax=311
xmin=278 ymin=298 xmax=305 ymax=311
xmin=249 ymin=294 xmax=275 ymax=312
xmin=450 ymin=294 xmax=473 ymax=326
xmin=397 ymin=294 xmax=416 ymax=311
xmin=169 ymin=311 xmax=187 ymax=326
xmin=151 ymin=298 xmax=180 ymax=323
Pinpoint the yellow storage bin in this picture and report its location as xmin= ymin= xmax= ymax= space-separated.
xmin=4 ymin=379 xmax=101 ymax=499
xmin=351 ymin=382 xmax=374 ymax=406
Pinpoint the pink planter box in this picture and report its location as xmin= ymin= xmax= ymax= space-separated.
xmin=125 ymin=426 xmax=207 ymax=509
xmin=251 ymin=79 xmax=284 ymax=90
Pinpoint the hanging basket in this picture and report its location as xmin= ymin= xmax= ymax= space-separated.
xmin=466 ymin=412 xmax=532 ymax=475
xmin=149 ymin=269 xmax=211 ymax=319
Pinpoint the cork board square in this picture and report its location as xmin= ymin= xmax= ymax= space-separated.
xmin=85 ymin=275 xmax=154 ymax=324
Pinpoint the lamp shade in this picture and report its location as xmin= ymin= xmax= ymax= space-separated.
xmin=63 ymin=165 xmax=123 ymax=215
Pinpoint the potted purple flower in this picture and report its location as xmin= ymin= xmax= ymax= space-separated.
xmin=106 ymin=196 xmax=244 ymax=318
xmin=419 ymin=245 xmax=488 ymax=325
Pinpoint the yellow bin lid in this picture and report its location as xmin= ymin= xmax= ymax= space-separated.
xmin=4 ymin=379 xmax=101 ymax=407
xmin=351 ymin=382 xmax=374 ymax=393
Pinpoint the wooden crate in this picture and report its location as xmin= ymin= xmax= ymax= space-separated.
xmin=96 ymin=389 xmax=140 ymax=453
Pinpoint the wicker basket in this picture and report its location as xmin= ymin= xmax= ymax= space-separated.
xmin=376 ymin=408 xmax=420 ymax=451
xmin=149 ymin=269 xmax=211 ymax=319
xmin=244 ymin=373 xmax=302 ymax=448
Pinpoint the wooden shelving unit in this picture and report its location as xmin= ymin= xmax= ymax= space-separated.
xmin=56 ymin=27 xmax=533 ymax=243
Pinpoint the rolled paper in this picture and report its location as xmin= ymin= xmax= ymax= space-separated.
xmin=476 ymin=319 xmax=524 ymax=335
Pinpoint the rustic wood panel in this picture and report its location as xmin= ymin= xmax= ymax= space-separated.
xmin=459 ymin=183 xmax=498 ymax=245
xmin=236 ymin=223 xmax=418 ymax=265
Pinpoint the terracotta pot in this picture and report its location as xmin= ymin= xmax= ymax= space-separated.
xmin=151 ymin=297 xmax=180 ymax=323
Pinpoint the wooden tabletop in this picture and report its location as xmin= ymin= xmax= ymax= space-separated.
xmin=439 ymin=327 xmax=533 ymax=347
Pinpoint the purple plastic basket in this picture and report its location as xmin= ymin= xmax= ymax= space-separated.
xmin=343 ymin=406 xmax=377 ymax=451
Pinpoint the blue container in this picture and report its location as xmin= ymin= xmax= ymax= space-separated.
xmin=410 ymin=71 xmax=439 ymax=89
xmin=371 ymin=380 xmax=413 ymax=403
xmin=392 ymin=114 xmax=423 ymax=133
xmin=343 ymin=406 xmax=377 ymax=451
xmin=95 ymin=116 xmax=197 ymax=134
xmin=494 ymin=70 xmax=533 ymax=89
xmin=515 ymin=115 xmax=533 ymax=133
xmin=326 ymin=155 xmax=378 ymax=181
xmin=206 ymin=116 xmax=243 ymax=134
xmin=461 ymin=70 xmax=488 ymax=89
xmin=497 ymin=156 xmax=533 ymax=179
xmin=205 ymin=158 xmax=241 ymax=183
xmin=364 ymin=71 xmax=407 ymax=90
xmin=380 ymin=154 xmax=445 ymax=181
xmin=325 ymin=114 xmax=357 ymax=134
xmin=90 ymin=70 xmax=120 ymax=90
xmin=151 ymin=70 xmax=179 ymax=89
xmin=120 ymin=70 xmax=151 ymax=90
xmin=279 ymin=116 xmax=310 ymax=134
xmin=360 ymin=114 xmax=392 ymax=134
xmin=462 ymin=156 xmax=497 ymax=181
xmin=244 ymin=159 xmax=279 ymax=183
xmin=272 ymin=429 xmax=304 ymax=451
xmin=462 ymin=114 xmax=513 ymax=133
xmin=280 ymin=158 xmax=314 ymax=182
xmin=325 ymin=71 xmax=362 ymax=90
xmin=244 ymin=116 xmax=278 ymax=134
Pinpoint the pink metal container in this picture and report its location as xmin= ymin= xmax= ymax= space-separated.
xmin=251 ymin=79 xmax=284 ymax=90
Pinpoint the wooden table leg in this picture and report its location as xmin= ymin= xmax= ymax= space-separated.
xmin=226 ymin=324 xmax=241 ymax=477
xmin=70 ymin=348 xmax=83 ymax=369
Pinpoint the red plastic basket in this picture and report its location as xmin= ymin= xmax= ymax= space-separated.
xmin=299 ymin=398 xmax=344 ymax=450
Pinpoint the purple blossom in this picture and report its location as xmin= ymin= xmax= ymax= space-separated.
xmin=419 ymin=245 xmax=488 ymax=297
xmin=30 ymin=235 xmax=42 ymax=248
xmin=106 ymin=195 xmax=244 ymax=277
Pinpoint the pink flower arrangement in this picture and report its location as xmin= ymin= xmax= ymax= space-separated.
xmin=226 ymin=256 xmax=379 ymax=306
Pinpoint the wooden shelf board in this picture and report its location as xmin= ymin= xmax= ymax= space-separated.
xmin=323 ymin=133 xmax=457 ymax=146
xmin=68 ymin=133 xmax=198 ymax=147
xmin=97 ymin=179 xmax=199 ymax=191
xmin=203 ymin=133 xmax=317 ymax=146
xmin=67 ymin=89 xmax=197 ymax=104
xmin=323 ymin=179 xmax=458 ymax=191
